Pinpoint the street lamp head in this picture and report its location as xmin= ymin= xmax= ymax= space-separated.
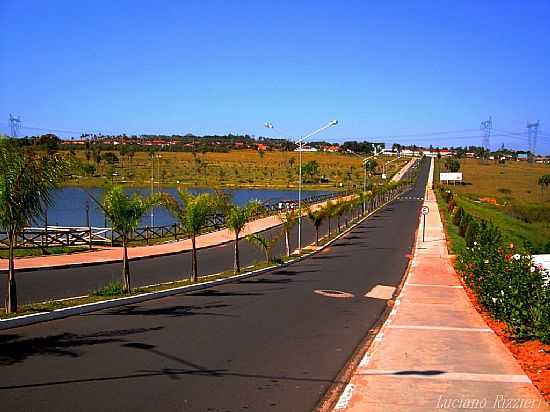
xmin=264 ymin=122 xmax=274 ymax=129
xmin=329 ymin=120 xmax=338 ymax=127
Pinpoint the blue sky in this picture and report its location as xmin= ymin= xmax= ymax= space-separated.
xmin=1 ymin=0 xmax=549 ymax=153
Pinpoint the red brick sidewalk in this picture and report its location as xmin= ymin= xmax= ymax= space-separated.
xmin=0 ymin=197 xmax=349 ymax=271
xmin=332 ymin=159 xmax=548 ymax=412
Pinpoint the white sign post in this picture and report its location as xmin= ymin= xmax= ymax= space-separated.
xmin=422 ymin=206 xmax=429 ymax=242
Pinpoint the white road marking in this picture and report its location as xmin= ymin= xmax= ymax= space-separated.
xmin=365 ymin=285 xmax=396 ymax=300
xmin=334 ymin=384 xmax=355 ymax=410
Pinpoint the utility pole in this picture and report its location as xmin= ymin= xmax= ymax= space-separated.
xmin=480 ymin=116 xmax=492 ymax=155
xmin=9 ymin=114 xmax=22 ymax=138
xmin=527 ymin=121 xmax=539 ymax=162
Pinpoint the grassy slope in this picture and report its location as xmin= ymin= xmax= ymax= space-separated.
xmin=435 ymin=159 xmax=550 ymax=250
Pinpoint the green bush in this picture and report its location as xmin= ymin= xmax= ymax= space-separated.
xmin=464 ymin=219 xmax=479 ymax=247
xmin=452 ymin=206 xmax=463 ymax=226
xmin=458 ymin=213 xmax=471 ymax=237
xmin=457 ymin=222 xmax=550 ymax=343
xmin=91 ymin=282 xmax=126 ymax=297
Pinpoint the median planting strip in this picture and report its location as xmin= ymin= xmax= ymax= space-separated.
xmin=0 ymin=188 xmax=407 ymax=330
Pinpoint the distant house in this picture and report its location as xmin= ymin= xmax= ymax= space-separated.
xmin=295 ymin=145 xmax=318 ymax=152
xmin=257 ymin=143 xmax=268 ymax=151
xmin=517 ymin=153 xmax=528 ymax=161
xmin=465 ymin=152 xmax=476 ymax=158
xmin=322 ymin=145 xmax=341 ymax=153
xmin=381 ymin=149 xmax=398 ymax=156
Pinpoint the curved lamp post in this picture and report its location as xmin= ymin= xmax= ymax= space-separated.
xmin=266 ymin=120 xmax=339 ymax=253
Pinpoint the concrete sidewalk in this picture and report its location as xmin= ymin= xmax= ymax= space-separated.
xmin=0 ymin=196 xmax=351 ymax=272
xmin=333 ymin=159 xmax=548 ymax=411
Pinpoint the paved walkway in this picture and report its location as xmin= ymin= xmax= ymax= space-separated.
xmin=391 ymin=158 xmax=417 ymax=182
xmin=0 ymin=196 xmax=352 ymax=271
xmin=334 ymin=159 xmax=548 ymax=412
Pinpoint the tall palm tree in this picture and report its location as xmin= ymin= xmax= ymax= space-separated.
xmin=163 ymin=191 xmax=215 ymax=282
xmin=0 ymin=140 xmax=68 ymax=313
xmin=279 ymin=209 xmax=298 ymax=256
xmin=307 ymin=207 xmax=326 ymax=246
xmin=226 ymin=201 xmax=261 ymax=274
xmin=97 ymin=186 xmax=159 ymax=292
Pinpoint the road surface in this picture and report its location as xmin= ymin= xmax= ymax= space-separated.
xmin=0 ymin=159 xmax=429 ymax=412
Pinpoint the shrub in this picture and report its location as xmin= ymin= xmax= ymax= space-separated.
xmin=464 ymin=219 xmax=479 ymax=247
xmin=91 ymin=282 xmax=125 ymax=297
xmin=458 ymin=213 xmax=471 ymax=237
xmin=452 ymin=206 xmax=464 ymax=226
xmin=447 ymin=199 xmax=457 ymax=213
xmin=457 ymin=223 xmax=550 ymax=343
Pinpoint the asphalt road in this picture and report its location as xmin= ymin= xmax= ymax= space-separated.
xmin=0 ymin=159 xmax=429 ymax=412
xmin=2 ymin=201 xmax=355 ymax=305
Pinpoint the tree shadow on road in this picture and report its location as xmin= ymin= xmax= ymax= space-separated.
xmin=102 ymin=303 xmax=235 ymax=318
xmin=0 ymin=327 xmax=163 ymax=366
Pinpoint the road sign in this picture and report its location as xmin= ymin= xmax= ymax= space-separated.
xmin=422 ymin=206 xmax=429 ymax=215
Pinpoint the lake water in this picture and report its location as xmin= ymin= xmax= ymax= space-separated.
xmin=36 ymin=187 xmax=333 ymax=228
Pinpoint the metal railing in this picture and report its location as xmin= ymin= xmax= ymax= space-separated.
xmin=0 ymin=190 xmax=355 ymax=249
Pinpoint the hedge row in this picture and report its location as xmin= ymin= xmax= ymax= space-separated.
xmin=441 ymin=189 xmax=550 ymax=342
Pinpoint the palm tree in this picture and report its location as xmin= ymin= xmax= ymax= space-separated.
xmin=279 ymin=209 xmax=298 ymax=256
xmin=163 ymin=190 xmax=215 ymax=282
xmin=334 ymin=199 xmax=347 ymax=232
xmin=324 ymin=200 xmax=335 ymax=236
xmin=245 ymin=231 xmax=283 ymax=263
xmin=97 ymin=186 xmax=159 ymax=292
xmin=307 ymin=207 xmax=326 ymax=246
xmin=226 ymin=201 xmax=261 ymax=274
xmin=0 ymin=140 xmax=68 ymax=313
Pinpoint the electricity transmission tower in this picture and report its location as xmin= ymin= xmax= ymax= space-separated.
xmin=9 ymin=114 xmax=22 ymax=137
xmin=480 ymin=116 xmax=492 ymax=153
xmin=527 ymin=121 xmax=539 ymax=159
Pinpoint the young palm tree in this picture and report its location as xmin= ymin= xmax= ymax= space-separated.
xmin=307 ymin=207 xmax=326 ymax=246
xmin=226 ymin=201 xmax=261 ymax=274
xmin=324 ymin=200 xmax=335 ymax=236
xmin=279 ymin=209 xmax=298 ymax=256
xmin=99 ymin=186 xmax=159 ymax=292
xmin=163 ymin=191 xmax=215 ymax=282
xmin=334 ymin=199 xmax=347 ymax=232
xmin=0 ymin=140 xmax=68 ymax=313
xmin=245 ymin=231 xmax=283 ymax=263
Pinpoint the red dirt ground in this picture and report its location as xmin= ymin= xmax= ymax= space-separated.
xmin=459 ymin=277 xmax=550 ymax=403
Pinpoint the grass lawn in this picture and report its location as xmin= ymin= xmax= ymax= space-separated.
xmin=435 ymin=158 xmax=550 ymax=251
xmin=436 ymin=158 xmax=550 ymax=203
xmin=65 ymin=149 xmax=410 ymax=190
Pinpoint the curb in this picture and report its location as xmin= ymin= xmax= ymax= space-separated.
xmin=1 ymin=197 xmax=357 ymax=274
xmin=0 ymin=192 xmax=406 ymax=331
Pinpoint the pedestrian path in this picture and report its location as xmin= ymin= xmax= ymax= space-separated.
xmin=0 ymin=196 xmax=350 ymax=272
xmin=333 ymin=159 xmax=548 ymax=411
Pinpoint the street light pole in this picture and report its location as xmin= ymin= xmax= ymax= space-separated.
xmin=266 ymin=120 xmax=338 ymax=253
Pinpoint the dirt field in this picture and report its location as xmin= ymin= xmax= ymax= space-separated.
xmin=66 ymin=149 xmax=410 ymax=190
